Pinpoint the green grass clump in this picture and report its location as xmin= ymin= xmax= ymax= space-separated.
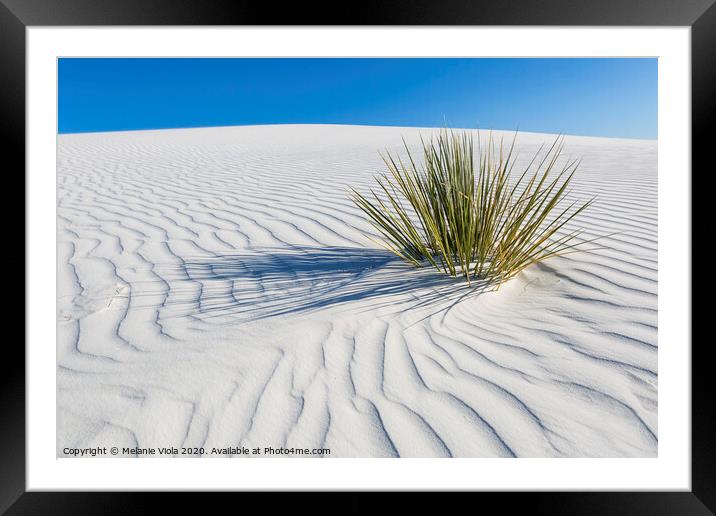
xmin=350 ymin=130 xmax=596 ymax=286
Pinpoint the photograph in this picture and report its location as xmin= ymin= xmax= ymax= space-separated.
xmin=56 ymin=57 xmax=658 ymax=459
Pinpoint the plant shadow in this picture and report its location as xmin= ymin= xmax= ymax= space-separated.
xmin=172 ymin=246 xmax=495 ymax=322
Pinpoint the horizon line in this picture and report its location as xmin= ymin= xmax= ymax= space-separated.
xmin=58 ymin=122 xmax=657 ymax=141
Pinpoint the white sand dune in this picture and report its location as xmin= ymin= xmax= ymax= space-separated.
xmin=57 ymin=124 xmax=657 ymax=458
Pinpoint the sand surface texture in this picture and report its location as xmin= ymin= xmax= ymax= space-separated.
xmin=57 ymin=125 xmax=657 ymax=457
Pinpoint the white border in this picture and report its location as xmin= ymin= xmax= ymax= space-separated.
xmin=27 ymin=27 xmax=691 ymax=490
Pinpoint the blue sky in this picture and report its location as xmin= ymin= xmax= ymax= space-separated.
xmin=58 ymin=58 xmax=657 ymax=139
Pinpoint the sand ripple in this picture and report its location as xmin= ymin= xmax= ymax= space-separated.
xmin=57 ymin=125 xmax=657 ymax=457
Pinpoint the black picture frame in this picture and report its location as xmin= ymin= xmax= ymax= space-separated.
xmin=4 ymin=0 xmax=710 ymax=513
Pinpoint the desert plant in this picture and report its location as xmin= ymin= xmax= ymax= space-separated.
xmin=350 ymin=130 xmax=597 ymax=286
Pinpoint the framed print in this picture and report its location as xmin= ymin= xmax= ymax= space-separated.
xmin=4 ymin=0 xmax=711 ymax=512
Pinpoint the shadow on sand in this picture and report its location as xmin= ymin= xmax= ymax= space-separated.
xmin=170 ymin=246 xmax=495 ymax=322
